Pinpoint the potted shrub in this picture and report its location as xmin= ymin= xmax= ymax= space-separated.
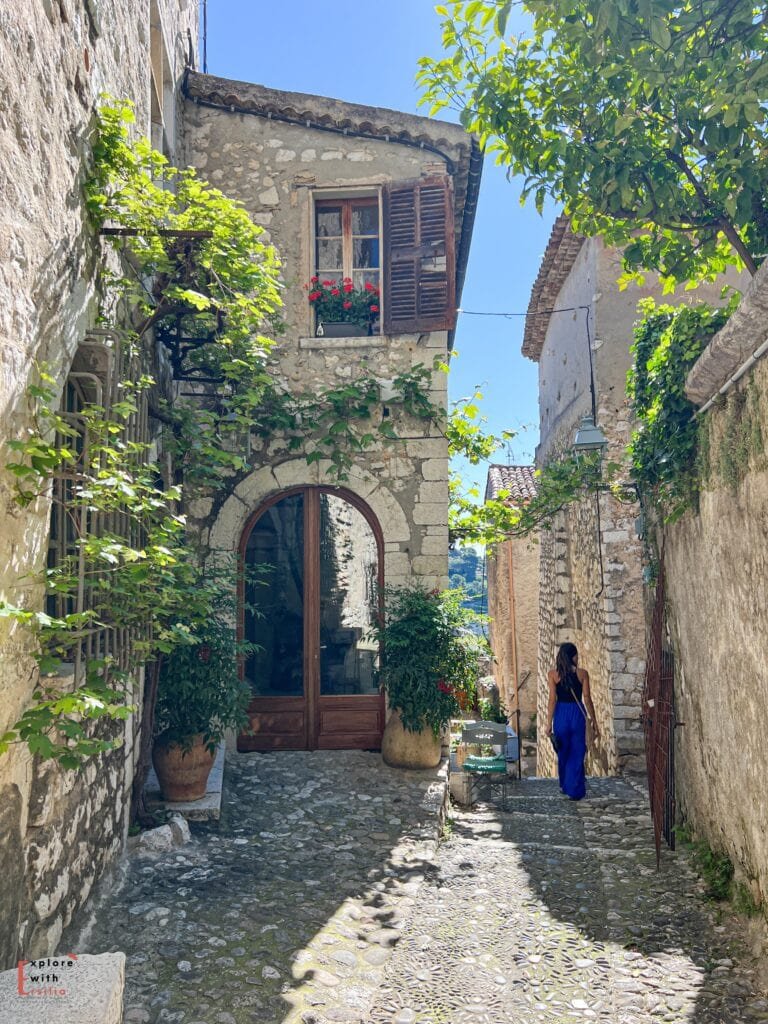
xmin=372 ymin=585 xmax=487 ymax=769
xmin=152 ymin=614 xmax=252 ymax=802
xmin=307 ymin=277 xmax=380 ymax=337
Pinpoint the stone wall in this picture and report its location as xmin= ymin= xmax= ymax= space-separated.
xmin=180 ymin=90 xmax=471 ymax=587
xmin=0 ymin=0 xmax=196 ymax=967
xmin=663 ymin=293 xmax=768 ymax=909
xmin=488 ymin=535 xmax=539 ymax=730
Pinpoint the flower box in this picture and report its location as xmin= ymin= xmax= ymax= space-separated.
xmin=316 ymin=321 xmax=367 ymax=338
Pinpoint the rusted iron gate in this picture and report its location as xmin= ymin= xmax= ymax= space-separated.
xmin=642 ymin=558 xmax=678 ymax=866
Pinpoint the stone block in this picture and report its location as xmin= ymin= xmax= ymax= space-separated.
xmin=421 ymin=458 xmax=449 ymax=481
xmin=384 ymin=552 xmax=411 ymax=577
xmin=0 ymin=952 xmax=125 ymax=1024
xmin=412 ymin=555 xmax=447 ymax=576
xmin=417 ymin=481 xmax=447 ymax=504
xmin=419 ymin=534 xmax=448 ymax=556
xmin=167 ymin=814 xmax=191 ymax=846
xmin=135 ymin=824 xmax=174 ymax=855
xmin=412 ymin=503 xmax=447 ymax=526
xmin=627 ymin=657 xmax=646 ymax=674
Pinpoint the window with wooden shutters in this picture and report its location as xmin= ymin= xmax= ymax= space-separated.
xmin=383 ymin=176 xmax=456 ymax=334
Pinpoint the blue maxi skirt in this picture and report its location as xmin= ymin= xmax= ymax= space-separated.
xmin=553 ymin=701 xmax=587 ymax=800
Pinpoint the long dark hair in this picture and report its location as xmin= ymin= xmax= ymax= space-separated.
xmin=556 ymin=642 xmax=578 ymax=682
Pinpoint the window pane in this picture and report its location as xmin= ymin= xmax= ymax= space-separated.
xmin=316 ymin=207 xmax=342 ymax=237
xmin=353 ymin=237 xmax=379 ymax=270
xmin=319 ymin=494 xmax=379 ymax=696
xmin=352 ymin=270 xmax=380 ymax=291
xmin=351 ymin=204 xmax=378 ymax=235
xmin=244 ymin=494 xmax=305 ymax=698
xmin=316 ymin=239 xmax=343 ymax=271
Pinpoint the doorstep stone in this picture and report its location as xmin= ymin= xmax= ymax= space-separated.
xmin=144 ymin=742 xmax=225 ymax=821
xmin=0 ymin=952 xmax=125 ymax=1024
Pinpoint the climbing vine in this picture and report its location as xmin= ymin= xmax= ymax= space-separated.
xmin=447 ymin=387 xmax=604 ymax=545
xmin=627 ymin=297 xmax=735 ymax=521
xmin=0 ymin=98 xmax=445 ymax=768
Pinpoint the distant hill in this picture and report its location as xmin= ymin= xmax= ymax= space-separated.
xmin=449 ymin=545 xmax=486 ymax=619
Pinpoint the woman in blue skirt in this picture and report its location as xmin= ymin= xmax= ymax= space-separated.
xmin=545 ymin=642 xmax=599 ymax=800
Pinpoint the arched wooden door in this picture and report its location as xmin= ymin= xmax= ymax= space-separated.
xmin=238 ymin=486 xmax=385 ymax=751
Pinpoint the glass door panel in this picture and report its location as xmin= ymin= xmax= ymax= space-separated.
xmin=318 ymin=493 xmax=379 ymax=696
xmin=243 ymin=493 xmax=304 ymax=697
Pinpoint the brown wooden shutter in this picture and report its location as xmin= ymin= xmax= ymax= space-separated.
xmin=382 ymin=176 xmax=456 ymax=334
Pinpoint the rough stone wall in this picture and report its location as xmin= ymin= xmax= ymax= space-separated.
xmin=0 ymin=0 xmax=196 ymax=967
xmin=488 ymin=535 xmax=539 ymax=730
xmin=664 ymin=327 xmax=768 ymax=909
xmin=182 ymin=99 xmax=460 ymax=588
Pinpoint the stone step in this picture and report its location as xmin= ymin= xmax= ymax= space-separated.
xmin=0 ymin=952 xmax=124 ymax=1024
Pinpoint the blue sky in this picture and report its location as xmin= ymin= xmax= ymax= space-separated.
xmin=205 ymin=0 xmax=558 ymax=492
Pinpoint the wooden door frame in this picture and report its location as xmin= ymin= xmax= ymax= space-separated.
xmin=238 ymin=484 xmax=385 ymax=750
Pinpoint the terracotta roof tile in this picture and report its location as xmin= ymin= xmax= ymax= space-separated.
xmin=522 ymin=215 xmax=586 ymax=362
xmin=484 ymin=464 xmax=538 ymax=504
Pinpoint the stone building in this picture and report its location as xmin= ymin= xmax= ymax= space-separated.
xmin=525 ymin=217 xmax=741 ymax=782
xmin=0 ymin=0 xmax=196 ymax=967
xmin=484 ymin=465 xmax=539 ymax=735
xmin=180 ymin=72 xmax=481 ymax=751
xmin=524 ymin=218 xmax=651 ymax=778
xmin=0 ymin=7 xmax=480 ymax=965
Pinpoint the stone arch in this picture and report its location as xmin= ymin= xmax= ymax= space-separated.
xmin=208 ymin=459 xmax=412 ymax=583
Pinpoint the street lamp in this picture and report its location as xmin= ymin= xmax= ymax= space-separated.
xmin=573 ymin=414 xmax=608 ymax=456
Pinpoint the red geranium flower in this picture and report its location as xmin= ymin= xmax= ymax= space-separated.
xmin=331 ymin=288 xmax=340 ymax=296
xmin=437 ymin=680 xmax=452 ymax=694
xmin=343 ymin=283 xmax=354 ymax=293
xmin=364 ymin=281 xmax=376 ymax=291
xmin=343 ymin=277 xmax=353 ymax=284
xmin=343 ymin=300 xmax=352 ymax=309
xmin=308 ymin=291 xmax=322 ymax=301
xmin=370 ymin=304 xmax=379 ymax=313
xmin=322 ymin=279 xmax=336 ymax=287
xmin=310 ymin=276 xmax=319 ymax=283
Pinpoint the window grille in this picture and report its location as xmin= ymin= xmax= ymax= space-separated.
xmin=46 ymin=335 xmax=153 ymax=683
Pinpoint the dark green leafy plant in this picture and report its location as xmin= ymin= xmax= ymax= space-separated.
xmin=154 ymin=559 xmax=261 ymax=752
xmin=155 ymin=619 xmax=252 ymax=754
xmin=627 ymin=298 xmax=733 ymax=519
xmin=419 ymin=0 xmax=768 ymax=290
xmin=372 ymin=586 xmax=488 ymax=735
xmin=477 ymin=697 xmax=508 ymax=724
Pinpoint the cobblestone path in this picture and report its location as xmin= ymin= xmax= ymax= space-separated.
xmin=371 ymin=778 xmax=768 ymax=1024
xmin=72 ymin=758 xmax=767 ymax=1024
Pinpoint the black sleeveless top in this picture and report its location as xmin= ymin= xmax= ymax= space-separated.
xmin=556 ymin=671 xmax=583 ymax=703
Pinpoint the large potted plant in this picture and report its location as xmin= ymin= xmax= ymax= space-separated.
xmin=373 ymin=585 xmax=487 ymax=769
xmin=152 ymin=614 xmax=252 ymax=802
xmin=307 ymin=277 xmax=380 ymax=337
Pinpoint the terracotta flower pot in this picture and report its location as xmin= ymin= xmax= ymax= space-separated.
xmin=381 ymin=710 xmax=442 ymax=770
xmin=152 ymin=733 xmax=215 ymax=801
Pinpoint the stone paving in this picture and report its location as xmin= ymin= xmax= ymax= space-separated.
xmin=70 ymin=756 xmax=768 ymax=1024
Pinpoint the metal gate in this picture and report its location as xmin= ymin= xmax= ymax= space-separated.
xmin=642 ymin=558 xmax=677 ymax=866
